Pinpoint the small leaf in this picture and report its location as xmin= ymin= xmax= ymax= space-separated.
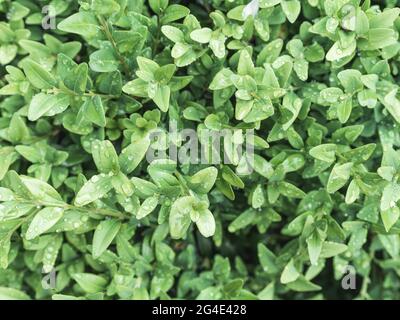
xmin=238 ymin=50 xmax=254 ymax=76
xmin=306 ymin=231 xmax=322 ymax=265
xmin=189 ymin=167 xmax=218 ymax=194
xmin=281 ymin=0 xmax=301 ymax=24
xmin=278 ymin=181 xmax=305 ymax=199
xmin=380 ymin=183 xmax=400 ymax=211
xmin=0 ymin=287 xmax=30 ymax=300
xmin=381 ymin=207 xmax=400 ymax=232
xmin=119 ymin=139 xmax=150 ymax=174
xmin=337 ymin=97 xmax=352 ymax=124
xmin=190 ymin=28 xmax=212 ymax=44
xmin=383 ymin=89 xmax=400 ymax=124
xmin=21 ymin=59 xmax=57 ymax=89
xmin=58 ymin=12 xmax=100 ymax=38
xmin=320 ymin=242 xmax=348 ymax=258
xmin=309 ymin=144 xmax=336 ymax=163
xmin=161 ymin=26 xmax=184 ymax=43
xmin=92 ymin=219 xmax=122 ymax=258
xmin=72 ymin=273 xmax=107 ymax=294
xmin=20 ymin=176 xmax=64 ymax=206
xmin=149 ymin=0 xmax=169 ymax=14
xmin=152 ymin=84 xmax=170 ymax=112
xmin=280 ymin=259 xmax=300 ymax=284
xmin=286 ymin=276 xmax=321 ymax=292
xmin=209 ymin=68 xmax=234 ymax=90
xmin=160 ymin=4 xmax=190 ymax=24
xmin=257 ymin=243 xmax=279 ymax=274
xmin=28 ymin=93 xmax=69 ymax=121
xmin=169 ymin=196 xmax=193 ymax=239
xmin=345 ymin=179 xmax=360 ymax=204
xmin=89 ymin=47 xmax=119 ymax=73
xmin=137 ymin=196 xmax=159 ymax=219
xmin=92 ymin=140 xmax=120 ymax=174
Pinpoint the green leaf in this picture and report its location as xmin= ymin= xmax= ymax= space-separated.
xmin=306 ymin=231 xmax=322 ymax=265
xmin=259 ymin=0 xmax=281 ymax=7
xmin=252 ymin=184 xmax=265 ymax=208
xmin=74 ymin=174 xmax=113 ymax=206
xmin=253 ymin=155 xmax=274 ymax=179
xmin=0 ymin=44 xmax=18 ymax=65
xmin=286 ymin=276 xmax=321 ymax=292
xmin=21 ymin=59 xmax=57 ymax=89
xmin=137 ymin=56 xmax=159 ymax=74
xmin=196 ymin=209 xmax=216 ymax=238
xmin=190 ymin=28 xmax=212 ymax=44
xmin=20 ymin=176 xmax=65 ymax=206
xmin=337 ymin=97 xmax=352 ymax=124
xmin=278 ymin=181 xmax=305 ymax=199
xmin=89 ymin=48 xmax=119 ymax=73
xmin=280 ymin=259 xmax=300 ymax=284
xmin=72 ymin=273 xmax=107 ymax=294
xmin=92 ymin=140 xmax=120 ymax=174
xmin=123 ymin=79 xmax=149 ymax=97
xmin=79 ymin=96 xmax=106 ymax=127
xmin=257 ymin=243 xmax=279 ymax=274
xmin=0 ymin=287 xmax=30 ymax=300
xmin=309 ymin=144 xmax=336 ymax=163
xmin=137 ymin=196 xmax=159 ymax=219
xmin=381 ymin=207 xmax=400 ymax=232
xmin=281 ymin=0 xmax=301 ymax=23
xmin=238 ymin=50 xmax=254 ymax=76
xmin=154 ymin=64 xmax=176 ymax=84
xmin=169 ymin=196 xmax=193 ymax=239
xmin=343 ymin=144 xmax=376 ymax=164
xmin=189 ymin=167 xmax=218 ymax=194
xmin=380 ymin=183 xmax=400 ymax=211
xmin=326 ymin=41 xmax=356 ymax=61
xmin=320 ymin=242 xmax=348 ymax=258
xmin=92 ymin=219 xmax=122 ymax=258
xmin=228 ymin=209 xmax=256 ymax=232
xmin=161 ymin=5 xmax=190 ymax=24
xmin=209 ymin=68 xmax=234 ymax=90
xmin=327 ymin=162 xmax=353 ymax=193
xmin=149 ymin=0 xmax=169 ymax=14
xmin=58 ymin=12 xmax=100 ymax=38
xmin=56 ymin=58 xmax=89 ymax=94
xmin=320 ymin=87 xmax=344 ymax=103
xmin=91 ymin=0 xmax=121 ymax=15
xmin=338 ymin=69 xmax=363 ymax=93
xmin=161 ymin=26 xmax=184 ymax=43
xmin=378 ymin=166 xmax=396 ymax=182
xmin=119 ymin=139 xmax=150 ymax=174
xmin=28 ymin=93 xmax=70 ymax=121
xmin=365 ymin=28 xmax=398 ymax=50
xmin=345 ymin=179 xmax=360 ymax=204
xmin=209 ymin=32 xmax=226 ymax=59
xmin=152 ymin=84 xmax=170 ymax=112
xmin=383 ymin=89 xmax=400 ymax=124
xmin=26 ymin=207 xmax=64 ymax=240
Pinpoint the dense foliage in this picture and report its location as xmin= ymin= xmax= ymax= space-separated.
xmin=1 ymin=0 xmax=400 ymax=300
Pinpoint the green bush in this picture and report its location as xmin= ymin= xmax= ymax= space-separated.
xmin=0 ymin=0 xmax=400 ymax=300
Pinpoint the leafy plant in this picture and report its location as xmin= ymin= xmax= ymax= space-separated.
xmin=0 ymin=0 xmax=400 ymax=301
